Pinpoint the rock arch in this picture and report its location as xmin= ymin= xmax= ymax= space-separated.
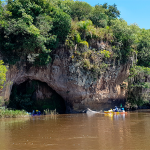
xmin=2 ymin=61 xmax=76 ymax=113
xmin=8 ymin=79 xmax=66 ymax=113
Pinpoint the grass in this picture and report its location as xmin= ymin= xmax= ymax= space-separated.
xmin=44 ymin=109 xmax=57 ymax=115
xmin=0 ymin=108 xmax=29 ymax=118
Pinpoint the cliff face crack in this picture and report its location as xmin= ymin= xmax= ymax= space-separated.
xmin=8 ymin=79 xmax=66 ymax=114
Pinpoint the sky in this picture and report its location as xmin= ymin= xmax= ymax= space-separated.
xmin=82 ymin=0 xmax=150 ymax=29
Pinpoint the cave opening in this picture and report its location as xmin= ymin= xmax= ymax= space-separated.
xmin=8 ymin=79 xmax=66 ymax=114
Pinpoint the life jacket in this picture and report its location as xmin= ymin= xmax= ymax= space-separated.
xmin=115 ymin=107 xmax=118 ymax=112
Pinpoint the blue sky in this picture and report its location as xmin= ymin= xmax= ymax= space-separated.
xmin=82 ymin=0 xmax=150 ymax=29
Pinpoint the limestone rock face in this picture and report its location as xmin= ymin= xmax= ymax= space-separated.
xmin=1 ymin=47 xmax=131 ymax=112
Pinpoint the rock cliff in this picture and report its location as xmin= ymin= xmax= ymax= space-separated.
xmin=0 ymin=44 xmax=131 ymax=113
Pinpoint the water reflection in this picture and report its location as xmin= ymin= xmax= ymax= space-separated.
xmin=105 ymin=113 xmax=126 ymax=120
xmin=1 ymin=112 xmax=150 ymax=150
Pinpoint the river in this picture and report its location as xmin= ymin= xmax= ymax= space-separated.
xmin=1 ymin=111 xmax=150 ymax=150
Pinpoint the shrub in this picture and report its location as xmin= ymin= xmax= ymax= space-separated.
xmin=0 ymin=60 xmax=7 ymax=90
xmin=79 ymin=41 xmax=89 ymax=48
xmin=82 ymin=59 xmax=91 ymax=69
xmin=101 ymin=50 xmax=111 ymax=58
xmin=0 ymin=109 xmax=28 ymax=118
xmin=70 ymin=1 xmax=92 ymax=20
xmin=75 ymin=32 xmax=82 ymax=43
xmin=89 ymin=4 xmax=108 ymax=28
xmin=51 ymin=8 xmax=71 ymax=42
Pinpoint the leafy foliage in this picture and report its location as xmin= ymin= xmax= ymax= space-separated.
xmin=0 ymin=60 xmax=7 ymax=89
xmin=69 ymin=1 xmax=92 ymax=20
xmin=102 ymin=3 xmax=120 ymax=25
xmin=127 ymin=65 xmax=150 ymax=108
xmin=101 ymin=50 xmax=111 ymax=58
xmin=0 ymin=0 xmax=71 ymax=65
xmin=89 ymin=4 xmax=108 ymax=28
xmin=51 ymin=8 xmax=71 ymax=42
xmin=137 ymin=29 xmax=150 ymax=67
xmin=0 ymin=108 xmax=28 ymax=118
xmin=0 ymin=0 xmax=131 ymax=65
xmin=111 ymin=19 xmax=138 ymax=63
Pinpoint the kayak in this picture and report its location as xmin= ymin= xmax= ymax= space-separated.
xmin=86 ymin=108 xmax=100 ymax=114
xmin=104 ymin=111 xmax=127 ymax=114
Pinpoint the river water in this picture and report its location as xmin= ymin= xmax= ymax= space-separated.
xmin=1 ymin=111 xmax=150 ymax=150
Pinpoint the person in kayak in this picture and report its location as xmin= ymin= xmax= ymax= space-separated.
xmin=115 ymin=106 xmax=118 ymax=112
xmin=121 ymin=107 xmax=125 ymax=112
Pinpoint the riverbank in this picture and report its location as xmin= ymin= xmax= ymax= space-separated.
xmin=0 ymin=108 xmax=59 ymax=118
xmin=0 ymin=108 xmax=29 ymax=118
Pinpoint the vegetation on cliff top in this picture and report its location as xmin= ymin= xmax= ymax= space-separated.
xmin=0 ymin=0 xmax=139 ymax=65
xmin=0 ymin=0 xmax=149 ymax=67
xmin=1 ymin=0 xmax=150 ymax=108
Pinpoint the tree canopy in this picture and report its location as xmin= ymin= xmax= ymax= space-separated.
xmin=0 ymin=0 xmax=71 ymax=65
xmin=0 ymin=0 xmax=149 ymax=69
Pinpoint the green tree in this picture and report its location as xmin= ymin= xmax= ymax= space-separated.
xmin=49 ymin=0 xmax=74 ymax=14
xmin=137 ymin=29 xmax=150 ymax=67
xmin=0 ymin=0 xmax=11 ymax=27
xmin=102 ymin=3 xmax=120 ymax=25
xmin=51 ymin=8 xmax=71 ymax=42
xmin=70 ymin=1 xmax=92 ymax=20
xmin=0 ymin=0 xmax=71 ymax=65
xmin=111 ymin=19 xmax=137 ymax=63
xmin=89 ymin=4 xmax=108 ymax=28
xmin=0 ymin=60 xmax=7 ymax=90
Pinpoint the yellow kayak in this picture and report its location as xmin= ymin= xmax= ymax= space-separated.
xmin=104 ymin=111 xmax=127 ymax=114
